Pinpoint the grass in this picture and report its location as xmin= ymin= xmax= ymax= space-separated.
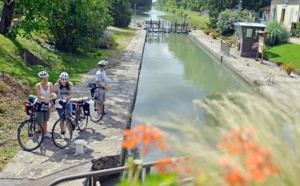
xmin=0 ymin=27 xmax=136 ymax=88
xmin=264 ymin=42 xmax=300 ymax=71
xmin=0 ymin=27 xmax=136 ymax=171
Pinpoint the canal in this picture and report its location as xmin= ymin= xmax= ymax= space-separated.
xmin=130 ymin=7 xmax=253 ymax=162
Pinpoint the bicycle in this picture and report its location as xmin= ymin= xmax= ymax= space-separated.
xmin=88 ymin=82 xmax=105 ymax=123
xmin=17 ymin=100 xmax=44 ymax=151
xmin=51 ymin=98 xmax=89 ymax=149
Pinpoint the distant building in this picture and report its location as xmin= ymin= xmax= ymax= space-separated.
xmin=270 ymin=0 xmax=300 ymax=32
xmin=259 ymin=5 xmax=270 ymax=24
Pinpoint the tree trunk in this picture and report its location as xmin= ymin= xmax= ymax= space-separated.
xmin=0 ymin=0 xmax=15 ymax=35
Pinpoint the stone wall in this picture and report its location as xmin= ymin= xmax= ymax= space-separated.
xmin=24 ymin=49 xmax=51 ymax=68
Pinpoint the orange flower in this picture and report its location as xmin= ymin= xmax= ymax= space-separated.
xmin=122 ymin=125 xmax=167 ymax=156
xmin=218 ymin=127 xmax=278 ymax=185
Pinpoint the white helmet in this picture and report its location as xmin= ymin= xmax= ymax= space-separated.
xmin=59 ymin=72 xmax=69 ymax=82
xmin=98 ymin=60 xmax=108 ymax=66
xmin=38 ymin=71 xmax=49 ymax=78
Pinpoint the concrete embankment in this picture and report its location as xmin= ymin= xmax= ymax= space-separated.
xmin=188 ymin=30 xmax=300 ymax=107
xmin=0 ymin=29 xmax=147 ymax=186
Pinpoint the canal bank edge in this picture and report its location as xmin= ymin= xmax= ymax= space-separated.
xmin=188 ymin=30 xmax=300 ymax=108
xmin=0 ymin=29 xmax=147 ymax=186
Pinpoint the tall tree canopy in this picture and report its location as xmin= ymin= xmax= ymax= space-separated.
xmin=129 ymin=0 xmax=152 ymax=11
xmin=156 ymin=0 xmax=271 ymax=23
xmin=110 ymin=0 xmax=132 ymax=27
xmin=1 ymin=0 xmax=113 ymax=51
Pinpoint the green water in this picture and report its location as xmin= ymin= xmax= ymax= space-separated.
xmin=130 ymin=7 xmax=252 ymax=161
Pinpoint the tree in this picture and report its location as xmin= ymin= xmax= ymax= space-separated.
xmin=7 ymin=0 xmax=113 ymax=52
xmin=0 ymin=0 xmax=15 ymax=35
xmin=217 ymin=9 xmax=256 ymax=35
xmin=129 ymin=0 xmax=152 ymax=11
xmin=110 ymin=0 xmax=132 ymax=27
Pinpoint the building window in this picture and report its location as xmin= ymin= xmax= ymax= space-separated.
xmin=281 ymin=8 xmax=286 ymax=22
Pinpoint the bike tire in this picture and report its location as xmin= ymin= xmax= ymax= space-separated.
xmin=52 ymin=118 xmax=73 ymax=149
xmin=89 ymin=100 xmax=104 ymax=123
xmin=17 ymin=120 xmax=44 ymax=151
xmin=76 ymin=107 xmax=88 ymax=131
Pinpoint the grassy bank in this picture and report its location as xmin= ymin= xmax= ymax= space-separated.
xmin=0 ymin=27 xmax=136 ymax=88
xmin=0 ymin=27 xmax=136 ymax=171
xmin=264 ymin=42 xmax=300 ymax=71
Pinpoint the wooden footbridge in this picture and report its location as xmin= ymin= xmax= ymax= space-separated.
xmin=141 ymin=19 xmax=190 ymax=34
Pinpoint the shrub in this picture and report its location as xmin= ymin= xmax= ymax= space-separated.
xmin=265 ymin=21 xmax=289 ymax=46
xmin=217 ymin=9 xmax=255 ymax=35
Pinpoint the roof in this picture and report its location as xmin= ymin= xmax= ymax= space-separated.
xmin=233 ymin=22 xmax=266 ymax=28
xmin=260 ymin=6 xmax=270 ymax=11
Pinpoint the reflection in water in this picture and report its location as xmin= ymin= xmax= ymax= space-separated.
xmin=130 ymin=8 xmax=253 ymax=162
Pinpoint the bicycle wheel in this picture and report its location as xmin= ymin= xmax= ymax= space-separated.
xmin=76 ymin=107 xmax=88 ymax=131
xmin=17 ymin=120 xmax=44 ymax=151
xmin=52 ymin=118 xmax=73 ymax=149
xmin=89 ymin=100 xmax=104 ymax=123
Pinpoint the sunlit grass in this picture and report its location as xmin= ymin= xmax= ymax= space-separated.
xmin=265 ymin=42 xmax=300 ymax=71
xmin=0 ymin=27 xmax=136 ymax=87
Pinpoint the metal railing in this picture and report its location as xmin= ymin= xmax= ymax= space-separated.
xmin=48 ymin=159 xmax=193 ymax=186
xmin=220 ymin=40 xmax=231 ymax=57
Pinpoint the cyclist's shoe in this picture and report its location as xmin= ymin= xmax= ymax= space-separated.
xmin=44 ymin=133 xmax=52 ymax=138
xmin=98 ymin=114 xmax=103 ymax=119
xmin=38 ymin=136 xmax=42 ymax=143
xmin=103 ymin=111 xmax=109 ymax=115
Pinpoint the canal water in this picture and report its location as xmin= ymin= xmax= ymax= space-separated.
xmin=130 ymin=8 xmax=252 ymax=161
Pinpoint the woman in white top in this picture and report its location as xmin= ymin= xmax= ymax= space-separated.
xmin=35 ymin=71 xmax=56 ymax=142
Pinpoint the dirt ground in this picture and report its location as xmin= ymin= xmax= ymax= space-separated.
xmin=0 ymin=72 xmax=30 ymax=170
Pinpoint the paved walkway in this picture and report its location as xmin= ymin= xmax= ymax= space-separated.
xmin=1 ymin=29 xmax=300 ymax=186
xmin=0 ymin=29 xmax=147 ymax=186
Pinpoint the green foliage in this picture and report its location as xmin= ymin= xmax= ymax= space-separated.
xmin=291 ymin=23 xmax=300 ymax=37
xmin=0 ymin=104 xmax=6 ymax=113
xmin=0 ymin=83 xmax=7 ymax=93
xmin=265 ymin=21 xmax=289 ymax=46
xmin=217 ymin=9 xmax=256 ymax=35
xmin=128 ymin=0 xmax=152 ymax=11
xmin=11 ymin=0 xmax=113 ymax=52
xmin=0 ymin=1 xmax=3 ymax=18
xmin=111 ymin=0 xmax=132 ymax=27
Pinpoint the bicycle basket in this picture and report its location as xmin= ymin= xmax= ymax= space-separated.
xmin=24 ymin=102 xmax=33 ymax=115
xmin=83 ymin=101 xmax=90 ymax=116
xmin=35 ymin=100 xmax=49 ymax=112
xmin=54 ymin=99 xmax=67 ymax=109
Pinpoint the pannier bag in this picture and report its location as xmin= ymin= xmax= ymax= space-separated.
xmin=88 ymin=81 xmax=96 ymax=98
xmin=24 ymin=102 xmax=33 ymax=115
xmin=35 ymin=100 xmax=49 ymax=112
xmin=72 ymin=103 xmax=77 ymax=115
xmin=83 ymin=101 xmax=90 ymax=116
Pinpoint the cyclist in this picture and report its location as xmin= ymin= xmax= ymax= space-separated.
xmin=95 ymin=60 xmax=109 ymax=119
xmin=35 ymin=71 xmax=56 ymax=142
xmin=54 ymin=72 xmax=73 ymax=138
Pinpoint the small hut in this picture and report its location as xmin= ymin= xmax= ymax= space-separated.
xmin=233 ymin=22 xmax=266 ymax=57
